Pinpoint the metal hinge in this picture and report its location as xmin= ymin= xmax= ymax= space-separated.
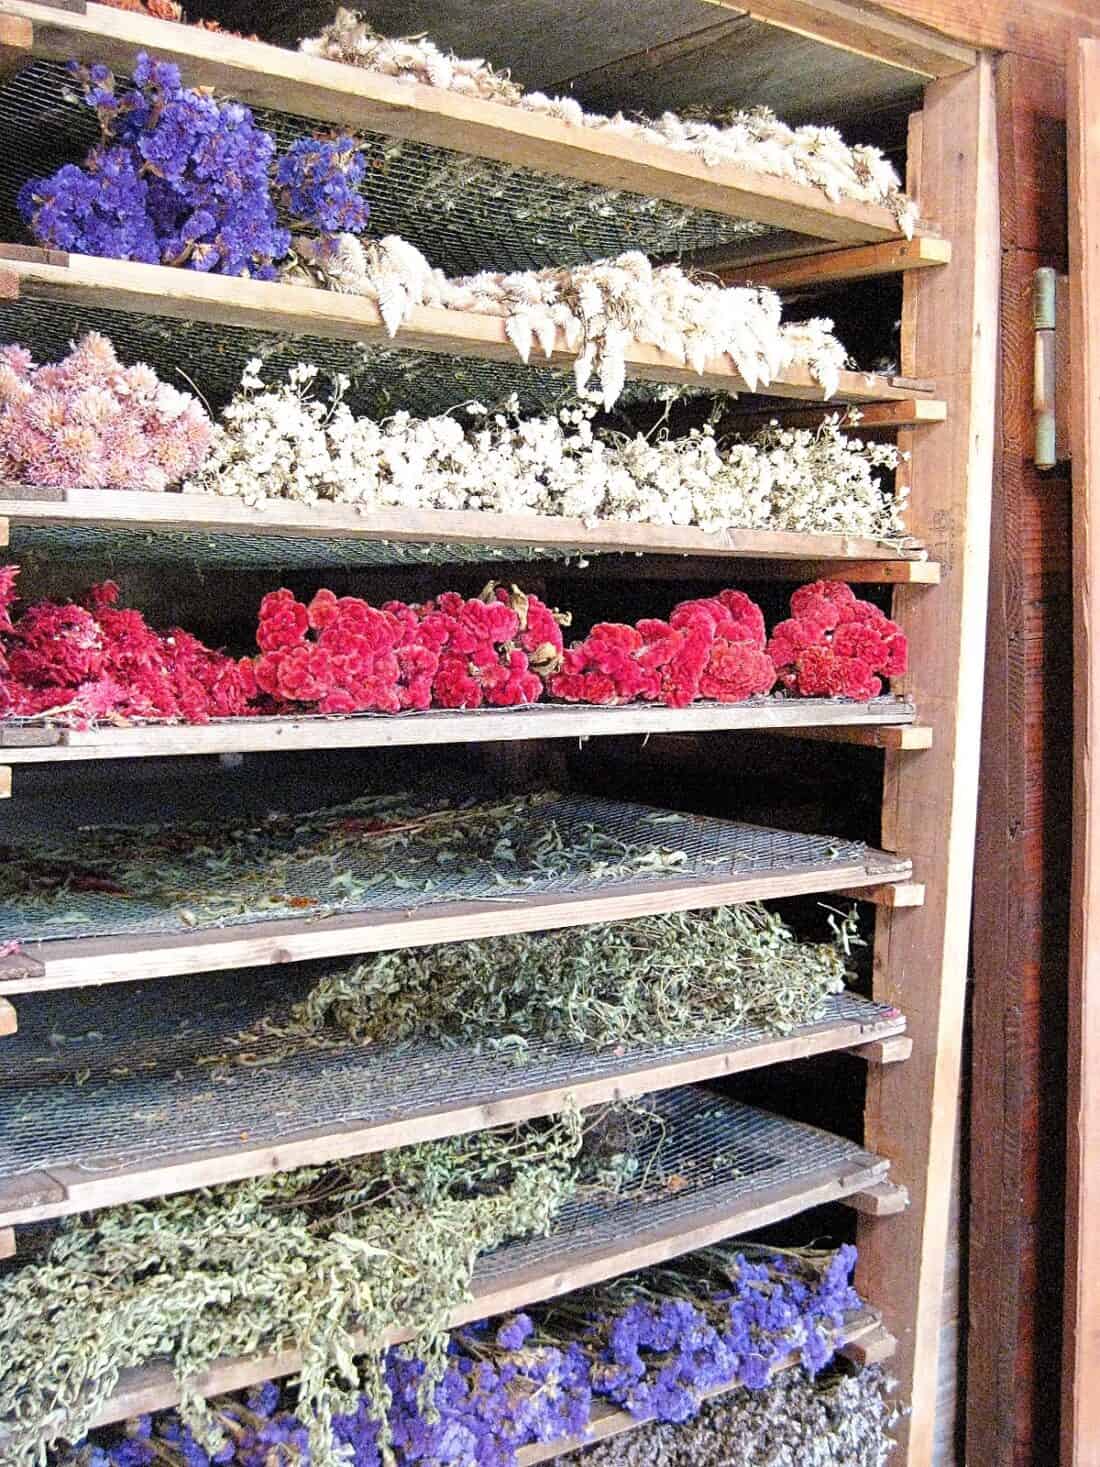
xmin=1033 ymin=267 xmax=1070 ymax=468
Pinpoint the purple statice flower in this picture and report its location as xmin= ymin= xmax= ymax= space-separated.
xmin=276 ymin=135 xmax=370 ymax=234
xmin=495 ymin=1313 xmax=535 ymax=1351
xmin=245 ymin=1380 xmax=280 ymax=1418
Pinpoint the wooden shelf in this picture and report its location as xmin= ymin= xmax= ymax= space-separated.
xmin=0 ymin=248 xmax=945 ymax=408
xmin=0 ymin=990 xmax=905 ymax=1227
xmin=0 ymin=696 xmax=921 ymax=765
xmin=0 ymin=0 xmax=912 ymax=247
xmin=0 ymin=850 xmax=914 ymax=996
xmin=40 ymin=1092 xmax=889 ymax=1430
xmin=515 ymin=1308 xmax=895 ymax=1467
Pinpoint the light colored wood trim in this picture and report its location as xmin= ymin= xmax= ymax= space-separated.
xmin=849 ymin=1035 xmax=914 ymax=1064
xmin=0 ymin=249 xmax=938 ymax=406
xmin=0 ymin=699 xmax=919 ymax=765
xmin=0 ymin=848 xmax=912 ymax=994
xmin=845 ymin=1180 xmax=911 ymax=1216
xmin=1064 ymin=36 xmax=1100 ymax=1467
xmin=701 ymin=0 xmax=975 ymax=77
xmin=514 ymin=1309 xmax=890 ymax=1466
xmin=73 ymin=1153 xmax=889 ymax=1429
xmin=0 ymin=0 xmax=912 ymax=243
xmin=0 ymin=1002 xmax=906 ymax=1227
xmin=716 ymin=237 xmax=952 ymax=290
xmin=835 ymin=882 xmax=926 ymax=907
xmin=860 ymin=57 xmax=999 ymax=1467
xmin=770 ymin=724 xmax=933 ymax=749
xmin=0 ymin=998 xmax=15 ymax=1037
xmin=0 ymin=765 xmax=9 ymax=798
xmin=0 ymin=485 xmax=931 ymax=562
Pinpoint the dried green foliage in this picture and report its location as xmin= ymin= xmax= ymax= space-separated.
xmin=0 ymin=1108 xmax=602 ymax=1467
xmin=262 ymin=904 xmax=858 ymax=1060
xmin=0 ymin=791 xmax=687 ymax=934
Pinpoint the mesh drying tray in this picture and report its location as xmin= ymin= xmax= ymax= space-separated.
xmin=0 ymin=963 xmax=902 ymax=1209
xmin=0 ymin=790 xmax=903 ymax=947
xmin=0 ymin=59 xmax=770 ymax=281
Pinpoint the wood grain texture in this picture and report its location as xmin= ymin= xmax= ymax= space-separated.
xmin=1063 ymin=36 xmax=1100 ymax=1467
xmin=858 ymin=56 xmax=999 ymax=1467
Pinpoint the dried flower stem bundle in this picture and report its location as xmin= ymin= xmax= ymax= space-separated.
xmin=271 ymin=904 xmax=857 ymax=1061
xmin=300 ymin=11 xmax=916 ymax=233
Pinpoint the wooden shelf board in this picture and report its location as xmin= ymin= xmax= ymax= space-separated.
xmin=0 ymin=248 xmax=942 ymax=407
xmin=71 ymin=1151 xmax=889 ymax=1429
xmin=515 ymin=1307 xmax=891 ymax=1466
xmin=0 ymin=854 xmax=913 ymax=995
xmin=0 ymin=0 xmax=914 ymax=245
xmin=0 ymin=697 xmax=918 ymax=764
xmin=715 ymin=236 xmax=952 ymax=291
xmin=0 ymin=998 xmax=906 ymax=1227
xmin=0 ymin=485 xmax=932 ymax=562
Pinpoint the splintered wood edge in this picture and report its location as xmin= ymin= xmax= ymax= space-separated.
xmin=0 ymin=1005 xmax=907 ymax=1226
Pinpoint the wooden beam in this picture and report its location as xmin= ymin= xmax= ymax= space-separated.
xmin=0 ymin=844 xmax=913 ymax=994
xmin=0 ymin=998 xmax=15 ymax=1037
xmin=859 ymin=56 xmax=999 ymax=1467
xmin=716 ymin=236 xmax=952 ymax=290
xmin=845 ymin=1180 xmax=911 ymax=1216
xmin=0 ymin=249 xmax=938 ymax=406
xmin=1064 ymin=36 xmax=1100 ymax=1467
xmin=0 ymin=0 xmax=910 ymax=244
xmin=849 ymin=1034 xmax=914 ymax=1064
xmin=0 ymin=999 xmax=906 ymax=1227
xmin=770 ymin=724 xmax=933 ymax=749
xmin=699 ymin=0 xmax=976 ymax=77
xmin=835 ymin=881 xmax=926 ymax=908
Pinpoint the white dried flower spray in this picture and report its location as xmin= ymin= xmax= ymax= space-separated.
xmin=281 ymin=237 xmax=849 ymax=407
xmin=185 ymin=368 xmax=908 ymax=542
xmin=300 ymin=10 xmax=917 ymax=234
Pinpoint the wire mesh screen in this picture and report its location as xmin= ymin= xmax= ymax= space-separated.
xmin=478 ymin=1087 xmax=879 ymax=1285
xmin=0 ymin=60 xmax=771 ymax=279
xmin=0 ymin=962 xmax=899 ymax=1181
xmin=0 ymin=791 xmax=901 ymax=945
xmin=6 ymin=521 xmax=596 ymax=569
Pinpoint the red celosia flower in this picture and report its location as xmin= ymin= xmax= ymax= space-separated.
xmin=699 ymin=643 xmax=776 ymax=703
xmin=768 ymin=580 xmax=905 ymax=702
xmin=256 ymin=589 xmax=310 ymax=653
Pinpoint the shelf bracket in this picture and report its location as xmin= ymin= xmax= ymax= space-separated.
xmin=0 ymin=14 xmax=31 ymax=81
xmin=834 ymin=882 xmax=925 ymax=908
xmin=844 ymin=1180 xmax=910 ymax=1217
xmin=0 ymin=766 xmax=10 ymax=799
xmin=0 ymin=1228 xmax=14 ymax=1261
xmin=770 ymin=725 xmax=933 ymax=751
xmin=1033 ymin=267 xmax=1070 ymax=468
xmin=0 ymin=998 xmax=16 ymax=1037
xmin=848 ymin=1035 xmax=913 ymax=1065
xmin=837 ymin=1322 xmax=899 ymax=1367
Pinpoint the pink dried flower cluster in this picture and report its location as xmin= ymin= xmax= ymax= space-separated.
xmin=550 ymin=590 xmax=777 ymax=708
xmin=766 ymin=581 xmax=908 ymax=699
xmin=0 ymin=567 xmax=256 ymax=723
xmin=253 ymin=581 xmax=567 ymax=714
xmin=0 ymin=333 xmax=212 ymax=492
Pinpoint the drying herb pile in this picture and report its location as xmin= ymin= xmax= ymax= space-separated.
xmin=188 ymin=367 xmax=908 ymax=536
xmin=0 ymin=568 xmax=254 ymax=723
xmin=767 ymin=582 xmax=908 ymax=701
xmin=547 ymin=1365 xmax=901 ymax=1467
xmin=0 ymin=333 xmax=211 ymax=493
xmin=300 ymin=10 xmax=916 ymax=232
xmin=0 ymin=790 xmax=690 ymax=936
xmin=275 ymin=903 xmax=859 ymax=1062
xmin=0 ymin=1108 xmax=594 ymax=1467
xmin=53 ymin=1243 xmax=867 ymax=1467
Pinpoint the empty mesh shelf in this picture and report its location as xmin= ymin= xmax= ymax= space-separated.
xmin=0 ymin=966 xmax=904 ymax=1223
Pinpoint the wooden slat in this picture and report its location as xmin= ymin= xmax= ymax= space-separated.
xmin=73 ymin=1154 xmax=889 ymax=1430
xmin=0 ymin=0 xmax=912 ymax=244
xmin=716 ymin=236 xmax=952 ymax=289
xmin=515 ymin=1308 xmax=890 ymax=1467
xmin=0 ymin=698 xmax=919 ymax=765
xmin=719 ymin=398 xmax=947 ymax=433
xmin=1064 ymin=36 xmax=1100 ymax=1467
xmin=835 ymin=881 xmax=925 ymax=908
xmin=0 ymin=1003 xmax=907 ymax=1227
xmin=849 ymin=1035 xmax=914 ymax=1064
xmin=0 ymin=485 xmax=931 ymax=562
xmin=0 ymin=998 xmax=15 ymax=1037
xmin=700 ymin=0 xmax=976 ymax=77
xmin=0 ymin=249 xmax=938 ymax=406
xmin=770 ymin=724 xmax=933 ymax=749
xmin=845 ymin=1180 xmax=911 ymax=1216
xmin=0 ymin=847 xmax=913 ymax=994
xmin=0 ymin=766 xmax=9 ymax=798
xmin=859 ymin=56 xmax=999 ymax=1467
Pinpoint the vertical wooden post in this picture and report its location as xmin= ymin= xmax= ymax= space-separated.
xmin=1064 ymin=36 xmax=1100 ymax=1467
xmin=859 ymin=56 xmax=999 ymax=1467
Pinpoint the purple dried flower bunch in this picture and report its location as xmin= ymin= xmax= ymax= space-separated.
xmin=17 ymin=55 xmax=369 ymax=277
xmin=70 ymin=1243 xmax=862 ymax=1467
